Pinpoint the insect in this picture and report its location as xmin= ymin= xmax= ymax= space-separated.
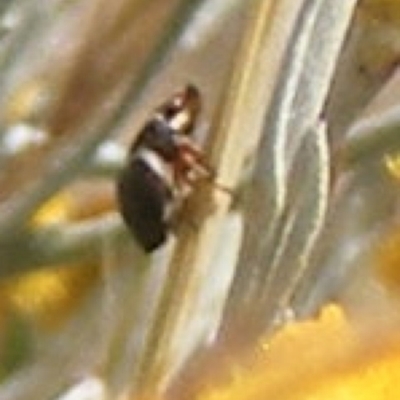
xmin=117 ymin=84 xmax=215 ymax=252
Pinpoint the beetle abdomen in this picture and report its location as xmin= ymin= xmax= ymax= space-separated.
xmin=117 ymin=158 xmax=173 ymax=252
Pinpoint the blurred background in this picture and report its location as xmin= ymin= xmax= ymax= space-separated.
xmin=0 ymin=0 xmax=400 ymax=399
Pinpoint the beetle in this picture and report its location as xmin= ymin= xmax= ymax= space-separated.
xmin=117 ymin=85 xmax=214 ymax=252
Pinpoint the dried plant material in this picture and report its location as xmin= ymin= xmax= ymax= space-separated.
xmin=130 ymin=0 xmax=279 ymax=392
xmin=256 ymin=122 xmax=330 ymax=322
xmin=327 ymin=0 xmax=400 ymax=137
xmin=226 ymin=0 xmax=356 ymax=336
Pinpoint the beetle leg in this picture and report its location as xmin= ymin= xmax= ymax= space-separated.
xmin=174 ymin=141 xmax=233 ymax=196
xmin=177 ymin=141 xmax=213 ymax=178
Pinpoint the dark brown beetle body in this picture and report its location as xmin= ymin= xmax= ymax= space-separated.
xmin=117 ymin=85 xmax=212 ymax=252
